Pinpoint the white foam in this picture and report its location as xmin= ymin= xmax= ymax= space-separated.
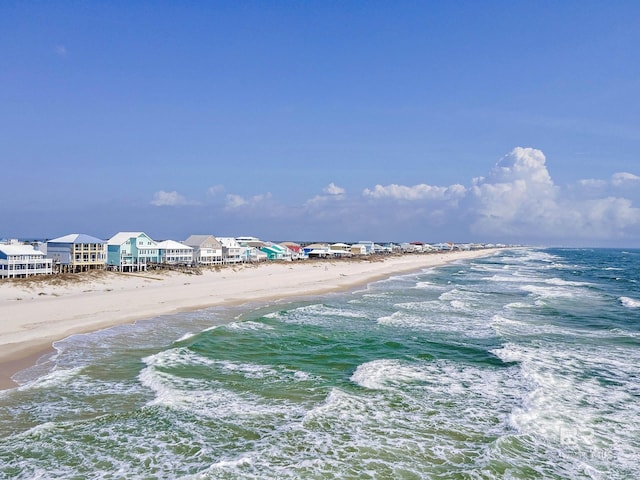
xmin=620 ymin=296 xmax=640 ymax=308
xmin=520 ymin=284 xmax=578 ymax=299
xmin=544 ymin=277 xmax=592 ymax=287
xmin=20 ymin=366 xmax=85 ymax=390
xmin=175 ymin=332 xmax=196 ymax=342
xmin=139 ymin=363 xmax=299 ymax=420
xmin=350 ymin=359 xmax=428 ymax=390
xmin=484 ymin=274 xmax=543 ymax=284
xmin=414 ymin=280 xmax=445 ymax=290
xmin=491 ymin=339 xmax=640 ymax=474
xmin=226 ymin=320 xmax=274 ymax=331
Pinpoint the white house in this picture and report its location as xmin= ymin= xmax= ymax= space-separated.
xmin=246 ymin=246 xmax=268 ymax=262
xmin=0 ymin=244 xmax=53 ymax=279
xmin=217 ymin=237 xmax=244 ymax=264
xmin=157 ymin=240 xmax=194 ymax=265
xmin=183 ymin=235 xmax=223 ymax=265
xmin=357 ymin=241 xmax=375 ymax=254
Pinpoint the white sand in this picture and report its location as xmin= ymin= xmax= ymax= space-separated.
xmin=0 ymin=249 xmax=499 ymax=389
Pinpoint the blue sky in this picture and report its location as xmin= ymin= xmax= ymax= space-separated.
xmin=2 ymin=1 xmax=639 ymax=246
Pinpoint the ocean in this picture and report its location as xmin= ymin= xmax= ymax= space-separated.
xmin=1 ymin=248 xmax=639 ymax=479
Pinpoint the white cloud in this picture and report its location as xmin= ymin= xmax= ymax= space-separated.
xmin=225 ymin=194 xmax=247 ymax=208
xmin=207 ymin=184 xmax=225 ymax=196
xmin=467 ymin=147 xmax=640 ymax=241
xmin=579 ymin=172 xmax=640 ymax=189
xmin=469 ymin=147 xmax=558 ymax=229
xmin=305 ymin=183 xmax=347 ymax=206
xmin=363 ymin=183 xmax=466 ymax=201
xmin=612 ymin=172 xmax=640 ymax=186
xmin=150 ymin=190 xmax=194 ymax=206
xmin=578 ymin=179 xmax=607 ymax=188
xmin=324 ymin=182 xmax=345 ymax=196
xmin=225 ymin=192 xmax=272 ymax=209
xmin=356 ymin=146 xmax=639 ymax=243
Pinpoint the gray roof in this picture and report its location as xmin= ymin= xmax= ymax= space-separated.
xmin=183 ymin=235 xmax=222 ymax=248
xmin=48 ymin=233 xmax=105 ymax=244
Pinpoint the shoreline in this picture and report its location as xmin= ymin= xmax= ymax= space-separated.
xmin=0 ymin=249 xmax=500 ymax=390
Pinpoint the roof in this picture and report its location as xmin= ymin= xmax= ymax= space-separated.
xmin=304 ymin=243 xmax=329 ymax=249
xmin=308 ymin=249 xmax=329 ymax=255
xmin=183 ymin=235 xmax=221 ymax=248
xmin=107 ymin=232 xmax=146 ymax=245
xmin=279 ymin=243 xmax=301 ymax=252
xmin=48 ymin=233 xmax=105 ymax=244
xmin=157 ymin=240 xmax=193 ymax=250
xmin=0 ymin=244 xmax=45 ymax=256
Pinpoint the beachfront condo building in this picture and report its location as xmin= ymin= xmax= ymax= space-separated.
xmin=183 ymin=235 xmax=223 ymax=265
xmin=157 ymin=240 xmax=194 ymax=265
xmin=106 ymin=232 xmax=159 ymax=272
xmin=0 ymin=243 xmax=53 ymax=279
xmin=46 ymin=233 xmax=106 ymax=273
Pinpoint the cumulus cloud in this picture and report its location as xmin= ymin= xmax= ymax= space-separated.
xmin=150 ymin=190 xmax=194 ymax=206
xmin=207 ymin=184 xmax=225 ymax=196
xmin=612 ymin=172 xmax=640 ymax=186
xmin=363 ymin=183 xmax=466 ymax=201
xmin=579 ymin=171 xmax=640 ymax=189
xmin=357 ymin=146 xmax=640 ymax=243
xmin=324 ymin=182 xmax=346 ymax=197
xmin=225 ymin=192 xmax=272 ymax=209
xmin=468 ymin=147 xmax=559 ymax=233
xmin=305 ymin=183 xmax=347 ymax=205
xmin=578 ymin=179 xmax=607 ymax=189
xmin=467 ymin=147 xmax=640 ymax=240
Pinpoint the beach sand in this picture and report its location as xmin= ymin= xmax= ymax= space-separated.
xmin=0 ymin=249 xmax=498 ymax=389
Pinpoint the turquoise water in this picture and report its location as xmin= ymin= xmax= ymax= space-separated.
xmin=1 ymin=248 xmax=639 ymax=479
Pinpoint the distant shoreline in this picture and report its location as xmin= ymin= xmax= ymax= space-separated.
xmin=0 ymin=249 xmax=501 ymax=390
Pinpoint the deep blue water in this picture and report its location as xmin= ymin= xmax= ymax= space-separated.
xmin=1 ymin=248 xmax=639 ymax=479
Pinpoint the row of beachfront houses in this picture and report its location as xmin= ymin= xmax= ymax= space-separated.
xmin=0 ymin=232 xmax=493 ymax=279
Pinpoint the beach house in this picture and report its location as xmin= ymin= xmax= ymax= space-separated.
xmin=106 ymin=232 xmax=159 ymax=271
xmin=350 ymin=244 xmax=368 ymax=256
xmin=217 ymin=237 xmax=244 ymax=264
xmin=279 ymin=242 xmax=304 ymax=260
xmin=183 ymin=235 xmax=223 ymax=265
xmin=330 ymin=243 xmax=352 ymax=257
xmin=157 ymin=240 xmax=194 ymax=265
xmin=303 ymin=243 xmax=330 ymax=258
xmin=0 ymin=243 xmax=53 ymax=279
xmin=260 ymin=243 xmax=290 ymax=261
xmin=46 ymin=234 xmax=106 ymax=273
xmin=357 ymin=241 xmax=375 ymax=254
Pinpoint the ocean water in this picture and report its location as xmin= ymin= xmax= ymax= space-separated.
xmin=1 ymin=248 xmax=639 ymax=479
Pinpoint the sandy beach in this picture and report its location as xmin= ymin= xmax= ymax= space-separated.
xmin=0 ymin=249 xmax=498 ymax=389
